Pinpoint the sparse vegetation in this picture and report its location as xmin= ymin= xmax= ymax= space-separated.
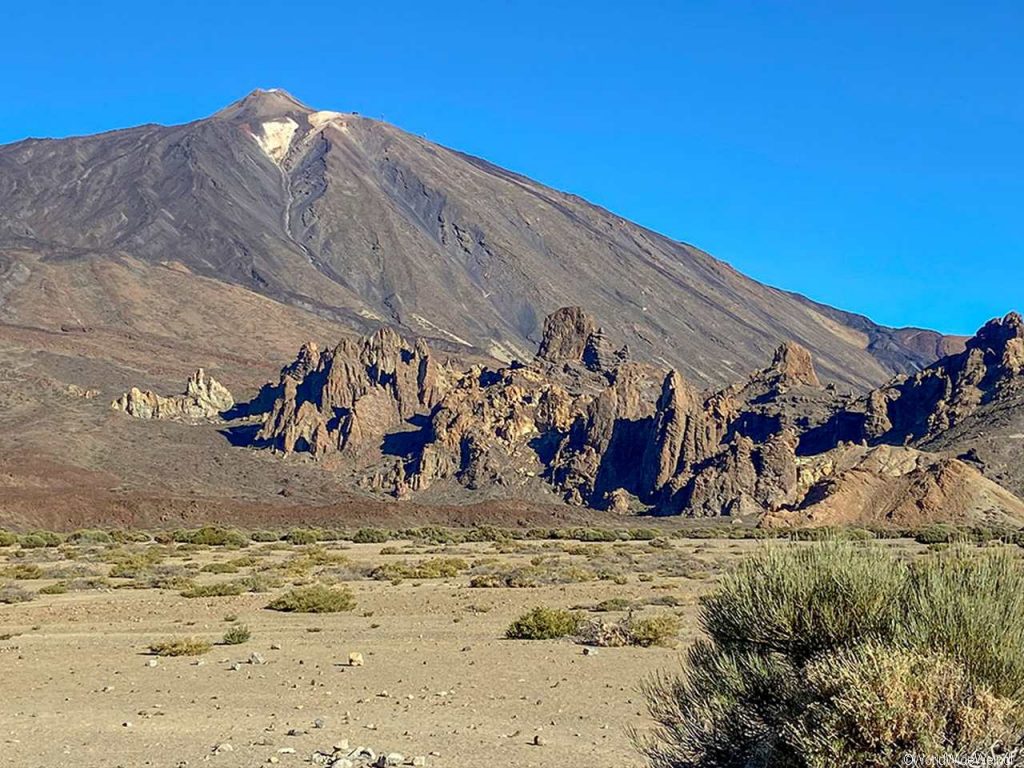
xmin=266 ymin=584 xmax=356 ymax=613
xmin=505 ymin=607 xmax=583 ymax=640
xmin=370 ymin=557 xmax=469 ymax=581
xmin=148 ymin=637 xmax=213 ymax=656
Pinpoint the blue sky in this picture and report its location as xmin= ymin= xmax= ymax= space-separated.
xmin=2 ymin=1 xmax=1019 ymax=335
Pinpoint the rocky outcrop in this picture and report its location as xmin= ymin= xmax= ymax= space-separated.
xmin=763 ymin=444 xmax=1024 ymax=528
xmin=226 ymin=306 xmax=1024 ymax=525
xmin=112 ymin=369 xmax=234 ymax=421
xmin=535 ymin=306 xmax=598 ymax=364
xmin=256 ymin=328 xmax=444 ymax=456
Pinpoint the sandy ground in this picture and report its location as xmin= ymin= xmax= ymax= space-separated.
xmin=0 ymin=537 xmax=758 ymax=768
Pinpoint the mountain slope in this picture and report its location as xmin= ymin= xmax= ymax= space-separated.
xmin=0 ymin=89 xmax=956 ymax=389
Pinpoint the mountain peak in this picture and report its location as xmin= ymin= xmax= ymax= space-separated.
xmin=215 ymin=88 xmax=312 ymax=121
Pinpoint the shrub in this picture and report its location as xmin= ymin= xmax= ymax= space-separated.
xmin=0 ymin=531 xmax=18 ymax=547
xmin=0 ymin=585 xmax=34 ymax=603
xmin=635 ymin=542 xmax=1024 ymax=767
xmin=592 ymin=597 xmax=632 ymax=612
xmin=370 ymin=557 xmax=469 ymax=581
xmin=286 ymin=528 xmax=319 ymax=545
xmin=351 ymin=528 xmax=392 ymax=544
xmin=915 ymin=522 xmax=961 ymax=545
xmin=505 ymin=607 xmax=583 ymax=640
xmin=148 ymin=638 xmax=212 ymax=656
xmin=0 ymin=564 xmax=44 ymax=580
xmin=37 ymin=582 xmax=69 ymax=595
xmin=200 ymin=562 xmax=240 ymax=574
xmin=578 ymin=613 xmax=680 ymax=648
xmin=790 ymin=642 xmax=1020 ymax=764
xmin=18 ymin=534 xmax=49 ymax=549
xmin=66 ymin=529 xmax=113 ymax=545
xmin=250 ymin=530 xmax=281 ymax=542
xmin=173 ymin=527 xmax=248 ymax=547
xmin=180 ymin=581 xmax=246 ymax=598
xmin=221 ymin=624 xmax=252 ymax=645
xmin=266 ymin=584 xmax=356 ymax=613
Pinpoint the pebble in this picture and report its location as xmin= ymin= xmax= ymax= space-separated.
xmin=348 ymin=652 xmax=365 ymax=667
xmin=250 ymin=652 xmax=267 ymax=665
xmin=146 ymin=659 xmax=159 ymax=668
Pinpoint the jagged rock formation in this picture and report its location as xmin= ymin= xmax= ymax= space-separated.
xmin=854 ymin=312 xmax=1024 ymax=444
xmin=231 ymin=306 xmax=1024 ymax=526
xmin=256 ymin=329 xmax=444 ymax=457
xmin=112 ymin=370 xmax=234 ymax=421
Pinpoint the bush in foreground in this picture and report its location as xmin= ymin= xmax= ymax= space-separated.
xmin=636 ymin=542 xmax=1024 ymax=767
xmin=266 ymin=584 xmax=356 ymax=613
xmin=505 ymin=607 xmax=583 ymax=640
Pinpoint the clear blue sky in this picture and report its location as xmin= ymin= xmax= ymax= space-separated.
xmin=2 ymin=1 xmax=1020 ymax=335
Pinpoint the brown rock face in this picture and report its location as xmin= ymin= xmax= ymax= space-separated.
xmin=769 ymin=342 xmax=821 ymax=388
xmin=812 ymin=312 xmax=1024 ymax=447
xmin=222 ymin=306 xmax=1024 ymax=525
xmin=256 ymin=328 xmax=444 ymax=456
xmin=112 ymin=369 xmax=234 ymax=421
xmin=763 ymin=444 xmax=1024 ymax=529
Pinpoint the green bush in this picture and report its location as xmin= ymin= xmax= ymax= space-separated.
xmin=636 ymin=542 xmax=1024 ymax=767
xmin=19 ymin=534 xmax=49 ymax=549
xmin=914 ymin=523 xmax=961 ymax=545
xmin=0 ymin=531 xmax=18 ymax=547
xmin=351 ymin=528 xmax=392 ymax=544
xmin=221 ymin=624 xmax=252 ymax=645
xmin=505 ymin=607 xmax=583 ymax=640
xmin=625 ymin=615 xmax=681 ymax=648
xmin=173 ymin=527 xmax=249 ymax=547
xmin=66 ymin=529 xmax=113 ymax=545
xmin=286 ymin=528 xmax=319 ymax=545
xmin=266 ymin=584 xmax=356 ymax=613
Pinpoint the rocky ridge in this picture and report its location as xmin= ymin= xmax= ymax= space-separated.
xmin=236 ymin=307 xmax=1024 ymax=526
